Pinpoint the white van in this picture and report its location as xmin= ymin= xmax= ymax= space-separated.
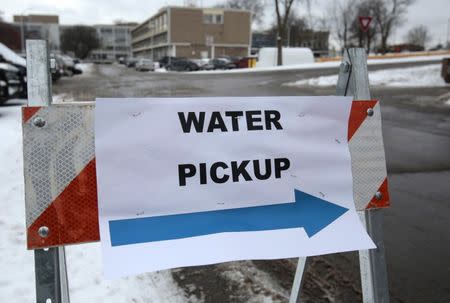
xmin=256 ymin=47 xmax=314 ymax=68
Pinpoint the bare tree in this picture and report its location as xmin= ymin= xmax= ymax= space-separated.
xmin=61 ymin=26 xmax=100 ymax=59
xmin=267 ymin=12 xmax=309 ymax=47
xmin=184 ymin=0 xmax=199 ymax=7
xmin=274 ymin=0 xmax=296 ymax=65
xmin=372 ymin=0 xmax=414 ymax=53
xmin=406 ymin=25 xmax=430 ymax=48
xmin=328 ymin=0 xmax=355 ymax=52
xmin=218 ymin=0 xmax=267 ymax=26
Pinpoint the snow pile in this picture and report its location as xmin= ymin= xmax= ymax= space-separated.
xmin=75 ymin=63 xmax=94 ymax=76
xmin=191 ymin=54 xmax=449 ymax=75
xmin=0 ymin=62 xmax=19 ymax=72
xmin=0 ymin=43 xmax=26 ymax=67
xmin=0 ymin=104 xmax=189 ymax=303
xmin=285 ymin=74 xmax=339 ymax=87
xmin=154 ymin=68 xmax=168 ymax=73
xmin=285 ymin=64 xmax=450 ymax=87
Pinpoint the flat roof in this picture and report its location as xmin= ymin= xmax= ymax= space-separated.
xmin=131 ymin=6 xmax=251 ymax=33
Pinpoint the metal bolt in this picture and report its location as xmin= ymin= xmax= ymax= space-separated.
xmin=33 ymin=116 xmax=46 ymax=128
xmin=340 ymin=62 xmax=350 ymax=72
xmin=367 ymin=108 xmax=374 ymax=116
xmin=38 ymin=226 xmax=50 ymax=238
xmin=374 ymin=191 xmax=383 ymax=200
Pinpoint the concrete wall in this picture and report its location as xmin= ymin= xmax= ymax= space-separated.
xmin=170 ymin=8 xmax=203 ymax=44
xmin=214 ymin=46 xmax=248 ymax=57
xmin=223 ymin=11 xmax=250 ymax=45
xmin=170 ymin=7 xmax=250 ymax=46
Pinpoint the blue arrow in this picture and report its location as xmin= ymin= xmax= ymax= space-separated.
xmin=109 ymin=189 xmax=348 ymax=247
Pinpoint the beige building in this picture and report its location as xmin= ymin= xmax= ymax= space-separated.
xmin=131 ymin=7 xmax=251 ymax=60
xmin=89 ymin=23 xmax=137 ymax=63
xmin=13 ymin=14 xmax=60 ymax=52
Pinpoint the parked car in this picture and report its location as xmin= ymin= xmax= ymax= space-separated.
xmin=159 ymin=56 xmax=181 ymax=68
xmin=166 ymin=59 xmax=200 ymax=71
xmin=0 ymin=43 xmax=27 ymax=98
xmin=0 ymin=62 xmax=23 ymax=105
xmin=135 ymin=58 xmax=155 ymax=71
xmin=60 ymin=55 xmax=77 ymax=76
xmin=211 ymin=58 xmax=236 ymax=70
xmin=235 ymin=56 xmax=257 ymax=68
xmin=192 ymin=59 xmax=214 ymax=71
xmin=50 ymin=53 xmax=63 ymax=82
xmin=126 ymin=58 xmax=138 ymax=68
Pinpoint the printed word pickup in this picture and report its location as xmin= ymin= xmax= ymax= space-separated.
xmin=178 ymin=158 xmax=291 ymax=186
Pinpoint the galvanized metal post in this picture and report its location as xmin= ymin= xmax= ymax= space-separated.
xmin=26 ymin=39 xmax=70 ymax=303
xmin=336 ymin=48 xmax=390 ymax=303
xmin=289 ymin=257 xmax=307 ymax=303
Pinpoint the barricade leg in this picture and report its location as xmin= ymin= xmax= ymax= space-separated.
xmin=337 ymin=48 xmax=390 ymax=303
xmin=26 ymin=39 xmax=70 ymax=303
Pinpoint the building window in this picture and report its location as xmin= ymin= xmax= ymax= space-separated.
xmin=203 ymin=14 xmax=213 ymax=24
xmin=203 ymin=14 xmax=223 ymax=24
xmin=161 ymin=14 xmax=167 ymax=29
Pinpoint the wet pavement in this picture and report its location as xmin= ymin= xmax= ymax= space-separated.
xmin=43 ymin=63 xmax=450 ymax=302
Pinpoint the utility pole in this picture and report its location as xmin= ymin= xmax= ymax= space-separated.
xmin=287 ymin=25 xmax=291 ymax=47
xmin=446 ymin=18 xmax=450 ymax=49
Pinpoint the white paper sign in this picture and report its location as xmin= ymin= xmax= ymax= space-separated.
xmin=95 ymin=96 xmax=375 ymax=278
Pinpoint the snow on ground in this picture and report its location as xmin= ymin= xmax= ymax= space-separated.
xmin=189 ymin=54 xmax=449 ymax=75
xmin=75 ymin=63 xmax=94 ymax=76
xmin=219 ymin=261 xmax=289 ymax=303
xmin=284 ymin=64 xmax=450 ymax=88
xmin=0 ymin=104 xmax=35 ymax=303
xmin=0 ymin=103 xmax=189 ymax=303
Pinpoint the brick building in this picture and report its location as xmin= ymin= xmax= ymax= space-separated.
xmin=131 ymin=6 xmax=251 ymax=60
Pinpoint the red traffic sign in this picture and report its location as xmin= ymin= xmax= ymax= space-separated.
xmin=359 ymin=16 xmax=372 ymax=32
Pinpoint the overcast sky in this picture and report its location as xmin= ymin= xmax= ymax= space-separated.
xmin=2 ymin=0 xmax=449 ymax=47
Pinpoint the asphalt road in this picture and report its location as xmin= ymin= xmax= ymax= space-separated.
xmin=14 ymin=61 xmax=450 ymax=302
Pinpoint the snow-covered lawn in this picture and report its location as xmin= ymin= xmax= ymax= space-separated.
xmin=284 ymin=64 xmax=450 ymax=88
xmin=0 ymin=103 xmax=188 ymax=303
